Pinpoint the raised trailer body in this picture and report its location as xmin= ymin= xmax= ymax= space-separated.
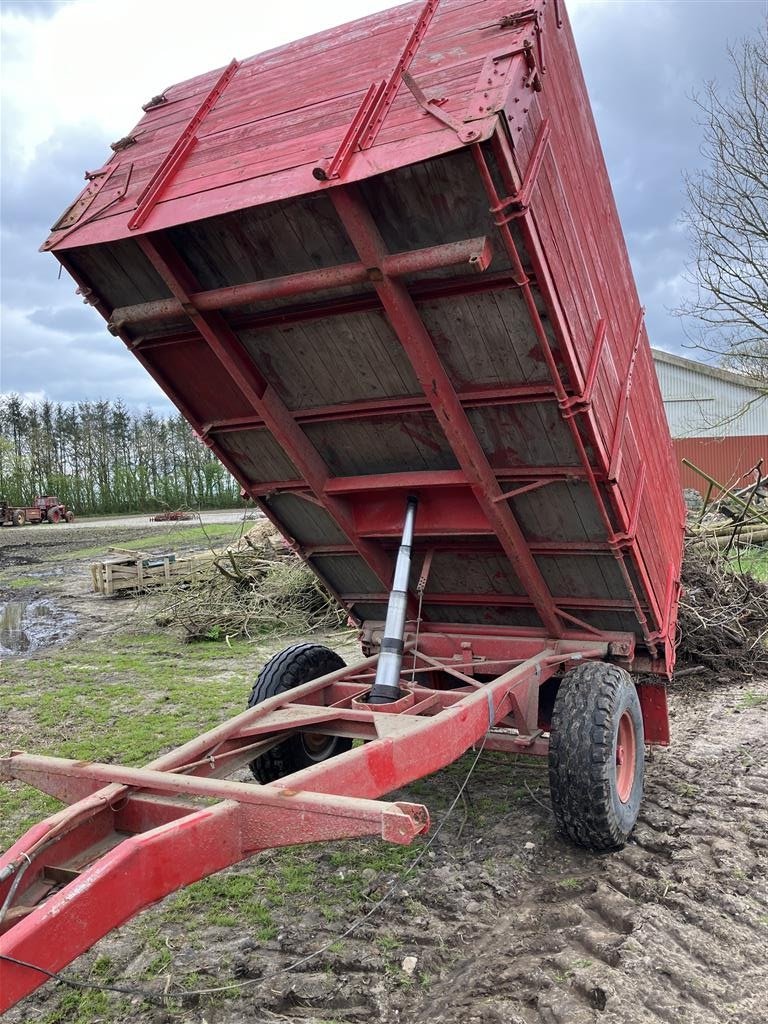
xmin=1 ymin=0 xmax=684 ymax=1009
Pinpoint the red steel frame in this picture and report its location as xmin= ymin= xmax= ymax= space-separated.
xmin=4 ymin=0 xmax=684 ymax=1010
xmin=1 ymin=638 xmax=612 ymax=1010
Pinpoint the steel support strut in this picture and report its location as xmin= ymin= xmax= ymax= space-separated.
xmin=109 ymin=236 xmax=492 ymax=330
xmin=330 ymin=185 xmax=563 ymax=637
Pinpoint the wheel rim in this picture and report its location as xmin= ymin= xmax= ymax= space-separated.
xmin=615 ymin=711 xmax=637 ymax=803
xmin=300 ymin=732 xmax=338 ymax=761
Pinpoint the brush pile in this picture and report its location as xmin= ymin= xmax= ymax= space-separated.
xmin=153 ymin=520 xmax=344 ymax=641
xmin=677 ymin=542 xmax=768 ymax=679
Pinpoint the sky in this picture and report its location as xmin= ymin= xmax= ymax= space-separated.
xmin=1 ymin=0 xmax=766 ymax=411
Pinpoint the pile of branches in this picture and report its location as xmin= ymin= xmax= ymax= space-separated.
xmin=153 ymin=521 xmax=345 ymax=641
xmin=677 ymin=542 xmax=768 ymax=679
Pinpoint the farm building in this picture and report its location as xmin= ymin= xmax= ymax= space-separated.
xmin=652 ymin=348 xmax=768 ymax=494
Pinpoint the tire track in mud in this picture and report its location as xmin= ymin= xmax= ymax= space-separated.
xmin=404 ymin=680 xmax=768 ymax=1024
xmin=5 ymin=677 xmax=765 ymax=1024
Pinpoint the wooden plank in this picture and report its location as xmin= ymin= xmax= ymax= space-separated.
xmin=91 ymin=551 xmax=209 ymax=597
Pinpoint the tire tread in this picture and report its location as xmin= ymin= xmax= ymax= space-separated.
xmin=549 ymin=661 xmax=643 ymax=851
xmin=248 ymin=643 xmax=347 ymax=783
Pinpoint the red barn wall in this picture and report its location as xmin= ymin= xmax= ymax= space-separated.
xmin=674 ymin=436 xmax=768 ymax=493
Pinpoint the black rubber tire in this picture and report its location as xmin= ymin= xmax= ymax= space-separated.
xmin=12 ymin=509 xmax=25 ymax=527
xmin=65 ymin=511 xmax=75 ymax=523
xmin=248 ymin=643 xmax=352 ymax=783
xmin=548 ymin=661 xmax=644 ymax=851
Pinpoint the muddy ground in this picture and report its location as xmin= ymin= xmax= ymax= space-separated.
xmin=1 ymin=521 xmax=767 ymax=1024
xmin=0 ymin=511 xmax=255 ymax=653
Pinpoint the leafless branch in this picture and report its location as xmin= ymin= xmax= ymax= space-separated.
xmin=676 ymin=20 xmax=768 ymax=390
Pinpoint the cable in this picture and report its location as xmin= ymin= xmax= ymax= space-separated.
xmin=176 ymin=735 xmax=487 ymax=1000
xmin=409 ymin=587 xmax=425 ymax=683
xmin=0 ymin=738 xmax=487 ymax=1008
xmin=0 ymin=855 xmax=32 ymax=929
xmin=0 ymin=954 xmax=166 ymax=1006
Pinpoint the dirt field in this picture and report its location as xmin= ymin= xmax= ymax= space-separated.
xmin=0 ymin=512 xmax=255 ymax=654
xmin=1 ymin=522 xmax=767 ymax=1024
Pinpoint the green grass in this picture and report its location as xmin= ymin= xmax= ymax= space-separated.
xmin=1 ymin=575 xmax=43 ymax=589
xmin=728 ymin=546 xmax=768 ymax=581
xmin=48 ymin=523 xmax=240 ymax=563
xmin=556 ymin=876 xmax=585 ymax=891
xmin=0 ymin=630 xmax=262 ymax=846
xmin=740 ymin=690 xmax=768 ymax=708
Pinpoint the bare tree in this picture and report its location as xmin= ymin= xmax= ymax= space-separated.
xmin=677 ymin=20 xmax=767 ymax=387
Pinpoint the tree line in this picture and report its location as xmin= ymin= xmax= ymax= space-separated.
xmin=0 ymin=395 xmax=241 ymax=516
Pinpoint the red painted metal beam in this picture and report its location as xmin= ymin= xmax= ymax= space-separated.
xmin=326 ymin=469 xmax=467 ymax=495
xmin=251 ymin=465 xmax=594 ymax=500
xmin=135 ymin=232 xmax=414 ymax=610
xmin=0 ymin=754 xmax=427 ymax=835
xmin=330 ymin=185 xmax=562 ymax=636
xmin=110 ymin=235 xmax=492 ymax=330
xmin=266 ymin=647 xmax=601 ymax=798
xmin=307 ymin=539 xmax=615 ymax=557
xmin=315 ymin=0 xmax=439 ymax=180
xmin=341 ymin=592 xmax=638 ymax=611
xmin=133 ymin=268 xmax=529 ymax=349
xmin=201 ymin=382 xmax=559 ymax=436
xmin=0 ymin=788 xmax=423 ymax=1010
xmin=128 ymin=60 xmax=240 ymax=230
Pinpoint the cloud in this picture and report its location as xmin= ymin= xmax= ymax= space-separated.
xmin=569 ymin=0 xmax=766 ymax=349
xmin=0 ymin=0 xmax=401 ymax=411
xmin=0 ymin=1 xmax=67 ymax=18
xmin=0 ymin=303 xmax=169 ymax=408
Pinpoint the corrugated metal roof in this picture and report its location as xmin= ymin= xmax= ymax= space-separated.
xmin=652 ymin=348 xmax=768 ymax=439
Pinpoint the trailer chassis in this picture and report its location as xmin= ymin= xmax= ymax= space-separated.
xmin=0 ymin=631 xmax=619 ymax=1010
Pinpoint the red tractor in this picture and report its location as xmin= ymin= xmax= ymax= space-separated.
xmin=0 ymin=495 xmax=74 ymax=526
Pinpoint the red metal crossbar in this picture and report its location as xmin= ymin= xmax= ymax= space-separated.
xmin=330 ymin=184 xmax=563 ymax=637
xmin=0 ymin=639 xmax=607 ymax=1010
xmin=109 ymin=236 xmax=492 ymax=330
xmin=128 ymin=59 xmax=240 ymax=230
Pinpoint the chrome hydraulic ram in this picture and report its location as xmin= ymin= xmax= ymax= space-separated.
xmin=368 ymin=496 xmax=418 ymax=704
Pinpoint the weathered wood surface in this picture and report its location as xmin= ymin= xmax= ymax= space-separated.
xmin=91 ymin=550 xmax=207 ymax=596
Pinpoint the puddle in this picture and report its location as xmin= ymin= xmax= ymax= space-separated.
xmin=0 ymin=598 xmax=77 ymax=656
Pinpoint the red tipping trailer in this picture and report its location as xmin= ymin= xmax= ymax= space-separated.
xmin=1 ymin=0 xmax=684 ymax=1008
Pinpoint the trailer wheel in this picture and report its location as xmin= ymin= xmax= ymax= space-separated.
xmin=247 ymin=643 xmax=352 ymax=783
xmin=12 ymin=509 xmax=25 ymax=527
xmin=548 ymin=661 xmax=644 ymax=851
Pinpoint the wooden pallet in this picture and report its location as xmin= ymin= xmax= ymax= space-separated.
xmin=91 ymin=550 xmax=206 ymax=596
